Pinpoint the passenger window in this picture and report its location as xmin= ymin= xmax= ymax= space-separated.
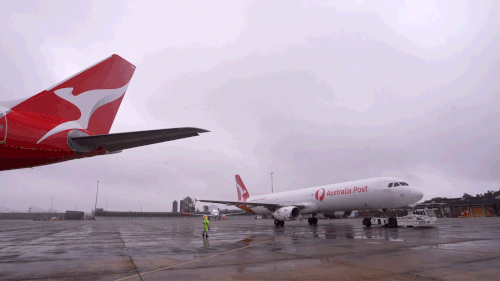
xmin=393 ymin=182 xmax=400 ymax=187
xmin=388 ymin=183 xmax=393 ymax=187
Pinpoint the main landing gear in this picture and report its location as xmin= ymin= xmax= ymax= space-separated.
xmin=274 ymin=219 xmax=285 ymax=226
xmin=362 ymin=217 xmax=398 ymax=227
xmin=308 ymin=215 xmax=318 ymax=225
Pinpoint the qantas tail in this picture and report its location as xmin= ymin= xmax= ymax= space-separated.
xmin=11 ymin=54 xmax=135 ymax=137
xmin=235 ymin=175 xmax=250 ymax=202
xmin=0 ymin=54 xmax=208 ymax=155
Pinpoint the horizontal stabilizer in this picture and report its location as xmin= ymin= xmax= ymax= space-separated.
xmin=68 ymin=127 xmax=209 ymax=153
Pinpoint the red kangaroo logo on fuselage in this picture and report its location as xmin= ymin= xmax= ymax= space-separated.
xmin=315 ymin=188 xmax=325 ymax=202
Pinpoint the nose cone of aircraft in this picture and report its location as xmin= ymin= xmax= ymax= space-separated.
xmin=412 ymin=187 xmax=424 ymax=202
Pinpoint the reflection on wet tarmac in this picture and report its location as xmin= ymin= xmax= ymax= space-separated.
xmin=270 ymin=220 xmax=411 ymax=242
xmin=1 ymin=218 xmax=499 ymax=281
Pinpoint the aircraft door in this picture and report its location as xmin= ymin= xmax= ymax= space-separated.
xmin=0 ymin=109 xmax=7 ymax=143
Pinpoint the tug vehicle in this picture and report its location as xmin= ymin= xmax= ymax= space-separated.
xmin=363 ymin=208 xmax=438 ymax=227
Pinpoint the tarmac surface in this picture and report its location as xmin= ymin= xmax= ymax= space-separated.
xmin=1 ymin=217 xmax=500 ymax=280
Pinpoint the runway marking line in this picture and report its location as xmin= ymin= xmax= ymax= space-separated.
xmin=113 ymin=238 xmax=275 ymax=281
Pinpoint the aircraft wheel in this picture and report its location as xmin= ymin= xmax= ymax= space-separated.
xmin=308 ymin=218 xmax=313 ymax=225
xmin=388 ymin=217 xmax=398 ymax=227
xmin=363 ymin=217 xmax=372 ymax=227
xmin=313 ymin=217 xmax=318 ymax=225
xmin=280 ymin=221 xmax=285 ymax=226
xmin=274 ymin=219 xmax=284 ymax=226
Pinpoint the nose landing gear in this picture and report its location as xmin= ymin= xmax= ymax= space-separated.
xmin=274 ymin=219 xmax=285 ymax=226
xmin=308 ymin=215 xmax=318 ymax=225
xmin=362 ymin=217 xmax=372 ymax=227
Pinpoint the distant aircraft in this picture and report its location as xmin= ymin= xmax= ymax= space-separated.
xmin=191 ymin=204 xmax=245 ymax=220
xmin=0 ymin=54 xmax=208 ymax=171
xmin=198 ymin=175 xmax=423 ymax=226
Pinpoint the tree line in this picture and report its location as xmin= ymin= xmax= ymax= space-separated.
xmin=429 ymin=189 xmax=500 ymax=201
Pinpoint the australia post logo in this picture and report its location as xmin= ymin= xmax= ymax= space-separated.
xmin=315 ymin=188 xmax=326 ymax=202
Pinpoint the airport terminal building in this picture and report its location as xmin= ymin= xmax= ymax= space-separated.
xmin=415 ymin=196 xmax=500 ymax=217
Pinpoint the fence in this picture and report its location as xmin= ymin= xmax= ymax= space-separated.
xmin=94 ymin=211 xmax=256 ymax=221
xmin=0 ymin=212 xmax=64 ymax=220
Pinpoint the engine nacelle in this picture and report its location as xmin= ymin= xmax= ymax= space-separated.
xmin=272 ymin=206 xmax=300 ymax=221
xmin=333 ymin=211 xmax=352 ymax=218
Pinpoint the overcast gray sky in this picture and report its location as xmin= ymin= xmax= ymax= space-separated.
xmin=0 ymin=0 xmax=499 ymax=213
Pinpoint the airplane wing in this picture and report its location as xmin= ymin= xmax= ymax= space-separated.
xmin=68 ymin=127 xmax=209 ymax=153
xmin=221 ymin=211 xmax=247 ymax=216
xmin=197 ymin=199 xmax=306 ymax=212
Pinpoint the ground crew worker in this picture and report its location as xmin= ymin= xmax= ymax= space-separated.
xmin=202 ymin=216 xmax=210 ymax=238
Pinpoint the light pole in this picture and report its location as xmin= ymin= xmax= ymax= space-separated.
xmin=94 ymin=180 xmax=99 ymax=216
xmin=50 ymin=197 xmax=54 ymax=213
xmin=270 ymin=172 xmax=274 ymax=193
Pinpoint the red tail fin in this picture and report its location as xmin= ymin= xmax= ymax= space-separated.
xmin=13 ymin=54 xmax=135 ymax=136
xmin=235 ymin=174 xmax=250 ymax=202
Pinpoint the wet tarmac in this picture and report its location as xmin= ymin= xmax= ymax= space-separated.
xmin=1 ymin=217 xmax=500 ymax=280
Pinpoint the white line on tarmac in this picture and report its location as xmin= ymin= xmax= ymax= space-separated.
xmin=113 ymin=238 xmax=275 ymax=281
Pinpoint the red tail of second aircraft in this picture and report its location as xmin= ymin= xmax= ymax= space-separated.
xmin=236 ymin=175 xmax=250 ymax=202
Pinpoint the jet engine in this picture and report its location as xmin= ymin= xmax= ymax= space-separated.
xmin=331 ymin=211 xmax=352 ymax=218
xmin=272 ymin=206 xmax=300 ymax=221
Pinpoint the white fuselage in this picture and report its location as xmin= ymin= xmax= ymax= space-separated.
xmin=241 ymin=177 xmax=423 ymax=215
xmin=210 ymin=209 xmax=220 ymax=218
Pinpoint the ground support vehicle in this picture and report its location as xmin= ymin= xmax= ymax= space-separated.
xmin=362 ymin=209 xmax=438 ymax=227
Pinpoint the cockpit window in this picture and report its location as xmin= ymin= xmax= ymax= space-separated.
xmin=393 ymin=182 xmax=400 ymax=187
xmin=388 ymin=183 xmax=393 ymax=187
xmin=399 ymin=182 xmax=409 ymax=186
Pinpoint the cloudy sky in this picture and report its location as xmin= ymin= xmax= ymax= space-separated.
xmin=0 ymin=0 xmax=499 ymax=213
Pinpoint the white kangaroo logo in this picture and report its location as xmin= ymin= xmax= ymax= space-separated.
xmin=37 ymin=82 xmax=129 ymax=144
xmin=237 ymin=183 xmax=249 ymax=201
